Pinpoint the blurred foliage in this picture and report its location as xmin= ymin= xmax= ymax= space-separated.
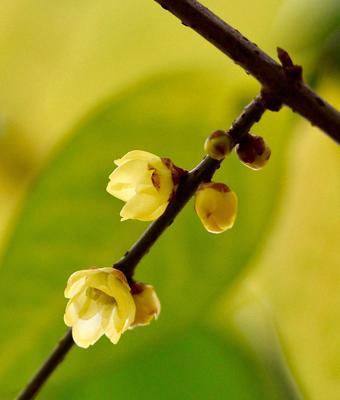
xmin=0 ymin=0 xmax=339 ymax=399
xmin=0 ymin=0 xmax=276 ymax=255
xmin=275 ymin=0 xmax=340 ymax=78
xmin=0 ymin=73 xmax=292 ymax=399
xmin=227 ymin=79 xmax=340 ymax=400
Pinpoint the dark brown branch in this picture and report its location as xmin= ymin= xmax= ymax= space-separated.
xmin=16 ymin=329 xmax=74 ymax=400
xmin=153 ymin=0 xmax=340 ymax=144
xmin=115 ymin=94 xmax=267 ymax=278
xmin=17 ymin=94 xmax=266 ymax=400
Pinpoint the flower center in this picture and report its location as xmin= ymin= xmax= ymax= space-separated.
xmin=86 ymin=287 xmax=116 ymax=305
xmin=150 ymin=169 xmax=161 ymax=191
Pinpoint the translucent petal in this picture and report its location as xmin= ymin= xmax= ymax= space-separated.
xmin=107 ymin=274 xmax=136 ymax=329
xmin=107 ymin=159 xmax=153 ymax=201
xmin=77 ymin=297 xmax=100 ymax=320
xmin=130 ymin=284 xmax=161 ymax=328
xmin=86 ymin=270 xmax=112 ymax=297
xmin=72 ymin=313 xmax=104 ymax=348
xmin=64 ymin=291 xmax=88 ymax=326
xmin=120 ymin=193 xmax=165 ymax=221
xmin=114 ymin=150 xmax=160 ymax=167
xmin=149 ymin=158 xmax=173 ymax=200
xmin=64 ymin=269 xmax=96 ymax=298
xmin=145 ymin=203 xmax=168 ymax=221
xmin=103 ymin=307 xmax=122 ymax=344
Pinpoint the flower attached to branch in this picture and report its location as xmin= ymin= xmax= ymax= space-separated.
xmin=64 ymin=268 xmax=135 ymax=348
xmin=107 ymin=150 xmax=185 ymax=221
xmin=195 ymin=182 xmax=237 ymax=234
xmin=64 ymin=267 xmax=160 ymax=348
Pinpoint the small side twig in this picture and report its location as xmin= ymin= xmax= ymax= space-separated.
xmin=16 ymin=93 xmax=267 ymax=400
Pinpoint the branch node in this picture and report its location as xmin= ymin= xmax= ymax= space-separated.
xmin=261 ymin=88 xmax=283 ymax=112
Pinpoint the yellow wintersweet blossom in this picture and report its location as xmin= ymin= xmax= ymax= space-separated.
xmin=195 ymin=182 xmax=237 ymax=234
xmin=64 ymin=267 xmax=136 ymax=348
xmin=106 ymin=150 xmax=175 ymax=221
xmin=130 ymin=282 xmax=161 ymax=327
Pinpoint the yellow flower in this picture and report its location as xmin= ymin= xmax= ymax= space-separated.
xmin=106 ymin=150 xmax=174 ymax=221
xmin=195 ymin=182 xmax=238 ymax=234
xmin=130 ymin=283 xmax=161 ymax=328
xmin=64 ymin=267 xmax=136 ymax=348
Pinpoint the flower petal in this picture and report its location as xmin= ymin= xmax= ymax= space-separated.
xmin=107 ymin=159 xmax=153 ymax=201
xmin=64 ymin=269 xmax=96 ymax=298
xmin=114 ymin=150 xmax=160 ymax=167
xmin=103 ymin=307 xmax=122 ymax=344
xmin=149 ymin=158 xmax=173 ymax=201
xmin=72 ymin=313 xmax=104 ymax=348
xmin=107 ymin=273 xmax=136 ymax=330
xmin=130 ymin=284 xmax=161 ymax=328
xmin=64 ymin=290 xmax=88 ymax=326
xmin=120 ymin=193 xmax=166 ymax=221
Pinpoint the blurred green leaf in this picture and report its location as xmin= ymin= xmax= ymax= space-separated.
xmin=275 ymin=0 xmax=340 ymax=77
xmin=231 ymin=78 xmax=340 ymax=400
xmin=46 ymin=326 xmax=279 ymax=400
xmin=276 ymin=0 xmax=340 ymax=49
xmin=0 ymin=72 xmax=293 ymax=398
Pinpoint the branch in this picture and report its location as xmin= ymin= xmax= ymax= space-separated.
xmin=16 ymin=330 xmax=74 ymax=400
xmin=153 ymin=0 xmax=340 ymax=144
xmin=17 ymin=93 xmax=267 ymax=400
xmin=114 ymin=94 xmax=267 ymax=278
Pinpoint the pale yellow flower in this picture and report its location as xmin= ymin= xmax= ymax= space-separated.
xmin=130 ymin=283 xmax=161 ymax=328
xmin=106 ymin=150 xmax=174 ymax=221
xmin=64 ymin=267 xmax=136 ymax=348
xmin=195 ymin=182 xmax=237 ymax=234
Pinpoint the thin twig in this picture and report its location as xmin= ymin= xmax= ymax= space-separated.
xmin=17 ymin=93 xmax=267 ymax=400
xmin=16 ymin=330 xmax=74 ymax=400
xmin=153 ymin=0 xmax=340 ymax=143
xmin=115 ymin=94 xmax=267 ymax=278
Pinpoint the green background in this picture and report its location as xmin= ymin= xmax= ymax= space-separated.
xmin=0 ymin=1 xmax=339 ymax=399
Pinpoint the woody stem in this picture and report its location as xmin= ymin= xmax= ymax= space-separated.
xmin=17 ymin=92 xmax=267 ymax=400
xmin=153 ymin=0 xmax=340 ymax=143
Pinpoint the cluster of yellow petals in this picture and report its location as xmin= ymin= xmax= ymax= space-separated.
xmin=106 ymin=150 xmax=174 ymax=221
xmin=64 ymin=268 xmax=160 ymax=348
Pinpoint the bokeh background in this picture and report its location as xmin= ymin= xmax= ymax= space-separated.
xmin=0 ymin=0 xmax=339 ymax=399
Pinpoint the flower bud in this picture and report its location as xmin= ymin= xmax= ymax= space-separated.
xmin=130 ymin=282 xmax=161 ymax=328
xmin=195 ymin=182 xmax=237 ymax=234
xmin=236 ymin=134 xmax=271 ymax=170
xmin=204 ymin=130 xmax=233 ymax=160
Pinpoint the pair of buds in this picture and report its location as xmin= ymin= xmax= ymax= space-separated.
xmin=205 ymin=130 xmax=271 ymax=170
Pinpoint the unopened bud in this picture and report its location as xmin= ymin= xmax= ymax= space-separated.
xmin=236 ymin=133 xmax=271 ymax=170
xmin=195 ymin=182 xmax=237 ymax=234
xmin=130 ymin=282 xmax=161 ymax=328
xmin=204 ymin=130 xmax=233 ymax=160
